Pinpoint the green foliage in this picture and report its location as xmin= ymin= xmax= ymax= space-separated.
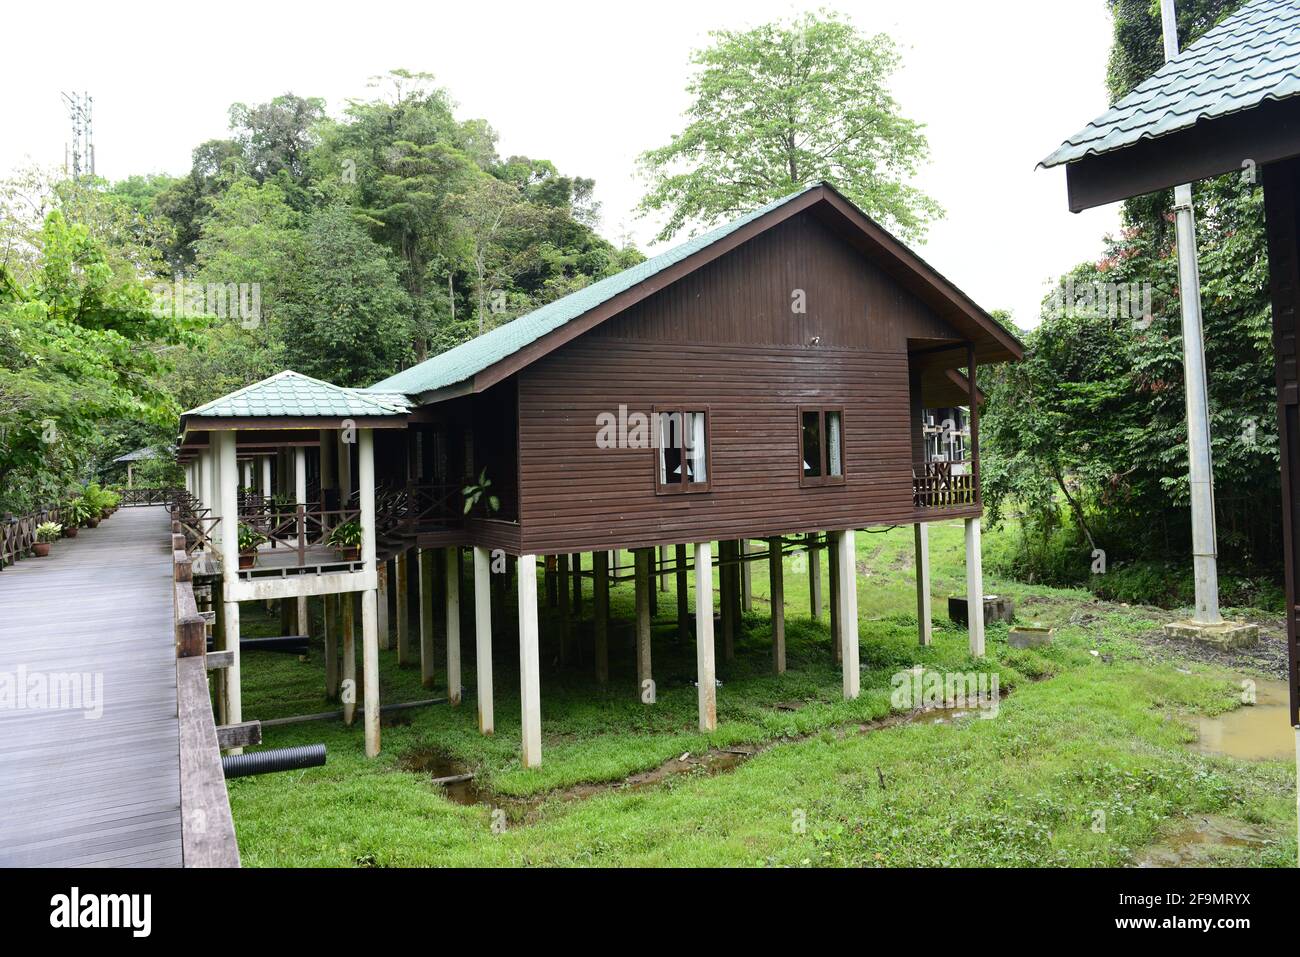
xmin=326 ymin=519 xmax=363 ymax=549
xmin=62 ymin=497 xmax=94 ymax=526
xmin=461 ymin=468 xmax=499 ymax=515
xmin=238 ymin=522 xmax=268 ymax=553
xmin=638 ymin=10 xmax=941 ymax=242
xmin=35 ymin=521 xmax=62 ymax=543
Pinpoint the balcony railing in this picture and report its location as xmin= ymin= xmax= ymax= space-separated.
xmin=912 ymin=460 xmax=977 ymax=509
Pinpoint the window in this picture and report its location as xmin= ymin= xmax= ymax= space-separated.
xmin=656 ymin=407 xmax=710 ymax=493
xmin=800 ymin=407 xmax=844 ymax=486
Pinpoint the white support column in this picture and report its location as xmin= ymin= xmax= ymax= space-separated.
xmin=517 ymin=553 xmax=542 ymax=768
xmin=694 ymin=541 xmax=717 ymax=732
xmin=294 ymin=446 xmax=308 ymax=635
xmin=242 ymin=460 xmax=252 ymax=490
xmin=338 ymin=431 xmax=353 ymax=502
xmin=358 ymin=428 xmax=380 ymax=757
xmin=342 ymin=593 xmax=356 ymax=726
xmin=473 ymin=545 xmax=494 ymax=735
xmin=261 ymin=455 xmax=272 ymax=500
xmin=445 ymin=546 xmax=462 ymax=706
xmin=635 ymin=548 xmax=653 ymax=703
xmin=217 ymin=431 xmax=242 ymax=747
xmin=836 ymin=529 xmax=860 ymax=699
xmin=965 ymin=517 xmax=986 ymax=657
xmin=914 ymin=523 xmax=932 ymax=646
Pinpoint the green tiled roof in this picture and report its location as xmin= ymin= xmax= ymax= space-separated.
xmin=183 ymin=370 xmax=408 ymax=422
xmin=366 ymin=184 xmax=822 ymax=397
xmin=1041 ymin=0 xmax=1300 ymax=168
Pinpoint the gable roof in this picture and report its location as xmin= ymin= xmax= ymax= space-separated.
xmin=1041 ymin=0 xmax=1300 ymax=169
xmin=180 ymin=370 xmax=408 ymax=432
xmin=367 ymin=182 xmax=1022 ymax=401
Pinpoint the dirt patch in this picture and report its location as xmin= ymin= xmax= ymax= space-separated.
xmin=1137 ymin=616 xmax=1289 ymax=681
xmin=1136 ymin=814 xmax=1273 ymax=867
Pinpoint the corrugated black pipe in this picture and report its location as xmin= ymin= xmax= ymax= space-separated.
xmin=222 ymin=743 xmax=326 ymax=779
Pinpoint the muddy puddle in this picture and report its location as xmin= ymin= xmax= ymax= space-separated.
xmin=1192 ymin=677 xmax=1296 ymax=762
xmin=1136 ymin=815 xmax=1272 ymax=867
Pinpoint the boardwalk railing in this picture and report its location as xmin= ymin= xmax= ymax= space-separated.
xmin=118 ymin=486 xmax=186 ymax=507
xmin=171 ymin=530 xmax=240 ymax=868
xmin=0 ymin=506 xmax=68 ymax=569
xmin=912 ymin=459 xmax=977 ymax=509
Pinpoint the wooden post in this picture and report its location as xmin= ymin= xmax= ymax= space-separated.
xmin=649 ymin=549 xmax=659 ymax=618
xmin=695 ymin=540 xmax=717 ymax=731
xmin=914 ymin=523 xmax=932 ymax=646
xmin=473 ymin=546 xmax=494 ymax=734
xmin=720 ymin=541 xmax=735 ymax=662
xmin=965 ymin=517 xmax=985 ymax=656
xmin=324 ymin=593 xmax=339 ymax=700
xmin=809 ymin=533 xmax=822 ymax=619
xmin=376 ymin=560 xmax=391 ymax=651
xmin=769 ymin=536 xmax=785 ymax=675
xmin=342 ymin=593 xmax=356 ymax=725
xmin=828 ymin=531 xmax=841 ymax=663
xmin=545 ymin=555 xmax=557 ymax=608
xmin=359 ymin=428 xmax=380 ymax=757
xmin=659 ymin=544 xmax=670 ymax=591
xmin=217 ymin=430 xmax=242 ymax=747
xmin=635 ymin=548 xmax=654 ymax=703
xmin=740 ymin=539 xmax=753 ymax=612
xmin=836 ymin=529 xmax=860 ymax=699
xmin=593 ymin=550 xmax=609 ymax=687
xmin=572 ymin=551 xmax=582 ymax=615
xmin=396 ymin=549 xmax=411 ymax=666
xmin=420 ymin=547 xmax=435 ymax=688
xmin=518 ymin=554 xmax=542 ymax=768
xmin=295 ymin=446 xmax=308 ymax=636
xmin=675 ymin=543 xmax=689 ymax=641
xmin=558 ymin=553 xmax=570 ymax=664
xmin=446 ymin=546 xmax=462 ymax=705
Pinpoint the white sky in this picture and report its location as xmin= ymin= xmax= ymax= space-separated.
xmin=2 ymin=0 xmax=1120 ymax=331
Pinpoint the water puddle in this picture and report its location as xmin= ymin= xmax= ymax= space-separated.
xmin=1136 ymin=815 xmax=1272 ymax=867
xmin=399 ymin=749 xmax=486 ymax=805
xmin=1192 ymin=677 xmax=1295 ymax=762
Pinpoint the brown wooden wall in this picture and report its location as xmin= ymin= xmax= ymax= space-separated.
xmin=513 ymin=210 xmax=972 ymax=554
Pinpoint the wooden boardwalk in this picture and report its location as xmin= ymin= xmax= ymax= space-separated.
xmin=0 ymin=506 xmax=183 ymax=867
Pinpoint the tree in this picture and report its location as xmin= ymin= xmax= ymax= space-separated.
xmin=228 ymin=94 xmax=326 ymax=187
xmin=637 ymin=10 xmax=941 ymax=242
xmin=277 ymin=206 xmax=412 ymax=386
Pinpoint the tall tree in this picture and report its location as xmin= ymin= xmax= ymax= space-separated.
xmin=638 ymin=10 xmax=941 ymax=242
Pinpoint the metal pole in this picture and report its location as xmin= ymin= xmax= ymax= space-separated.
xmin=1161 ymin=0 xmax=1221 ymax=625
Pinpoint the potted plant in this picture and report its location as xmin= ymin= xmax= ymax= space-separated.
xmin=33 ymin=522 xmax=62 ymax=557
xmin=237 ymin=522 xmax=267 ymax=569
xmin=327 ymin=519 xmax=363 ymax=561
xmin=62 ymin=498 xmax=91 ymax=535
xmin=462 ymin=469 xmax=500 ymax=517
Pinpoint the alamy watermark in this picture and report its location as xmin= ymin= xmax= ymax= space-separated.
xmin=0 ymin=666 xmax=103 ymax=719
xmin=595 ymin=405 xmax=699 ymax=450
xmin=890 ymin=668 xmax=999 ymax=719
xmin=151 ymin=280 xmax=261 ymax=328
xmin=1046 ymin=275 xmax=1152 ymax=326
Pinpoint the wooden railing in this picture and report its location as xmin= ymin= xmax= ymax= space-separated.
xmin=118 ymin=486 xmax=185 ymax=507
xmin=171 ymin=529 xmax=240 ymax=867
xmin=241 ymin=504 xmax=361 ymax=567
xmin=0 ymin=506 xmax=68 ymax=569
xmin=912 ymin=460 xmax=977 ymax=509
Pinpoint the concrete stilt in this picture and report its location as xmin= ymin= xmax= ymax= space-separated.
xmin=965 ymin=517 xmax=985 ymax=657
xmin=675 ymin=542 xmax=689 ymax=641
xmin=420 ymin=547 xmax=435 ymax=688
xmin=695 ymin=540 xmax=717 ymax=731
xmin=809 ymin=533 xmax=822 ymax=619
xmin=914 ymin=523 xmax=932 ymax=646
xmin=769 ymin=536 xmax=785 ymax=675
xmin=342 ymin=593 xmax=356 ymax=725
xmin=446 ymin=546 xmax=462 ymax=705
xmin=828 ymin=531 xmax=841 ymax=663
xmin=377 ymin=561 xmax=391 ymax=651
xmin=518 ymin=554 xmax=542 ymax=768
xmin=396 ymin=549 xmax=411 ymax=666
xmin=324 ymin=593 xmax=339 ymax=700
xmin=635 ymin=548 xmax=654 ymax=703
xmin=836 ymin=529 xmax=860 ymax=699
xmin=594 ymin=549 xmax=609 ymax=687
xmin=740 ymin=539 xmax=753 ymax=612
xmin=473 ymin=546 xmax=494 ymax=734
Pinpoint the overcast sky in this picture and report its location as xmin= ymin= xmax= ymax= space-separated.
xmin=2 ymin=0 xmax=1120 ymax=331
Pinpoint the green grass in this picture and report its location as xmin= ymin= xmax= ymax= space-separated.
xmin=227 ymin=521 xmax=1297 ymax=867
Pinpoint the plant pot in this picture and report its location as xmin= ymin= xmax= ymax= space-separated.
xmin=84 ymin=518 xmax=99 ymax=529
xmin=100 ymin=509 xmax=111 ymax=520
xmin=64 ymin=526 xmax=78 ymax=538
xmin=33 ymin=543 xmax=51 ymax=557
xmin=335 ymin=545 xmax=361 ymax=562
xmin=239 ymin=552 xmax=257 ymax=570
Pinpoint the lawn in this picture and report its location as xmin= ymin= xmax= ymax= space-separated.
xmin=227 ymin=521 xmax=1297 ymax=867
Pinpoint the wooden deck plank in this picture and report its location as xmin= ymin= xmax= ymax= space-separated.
xmin=0 ymin=507 xmax=184 ymax=868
